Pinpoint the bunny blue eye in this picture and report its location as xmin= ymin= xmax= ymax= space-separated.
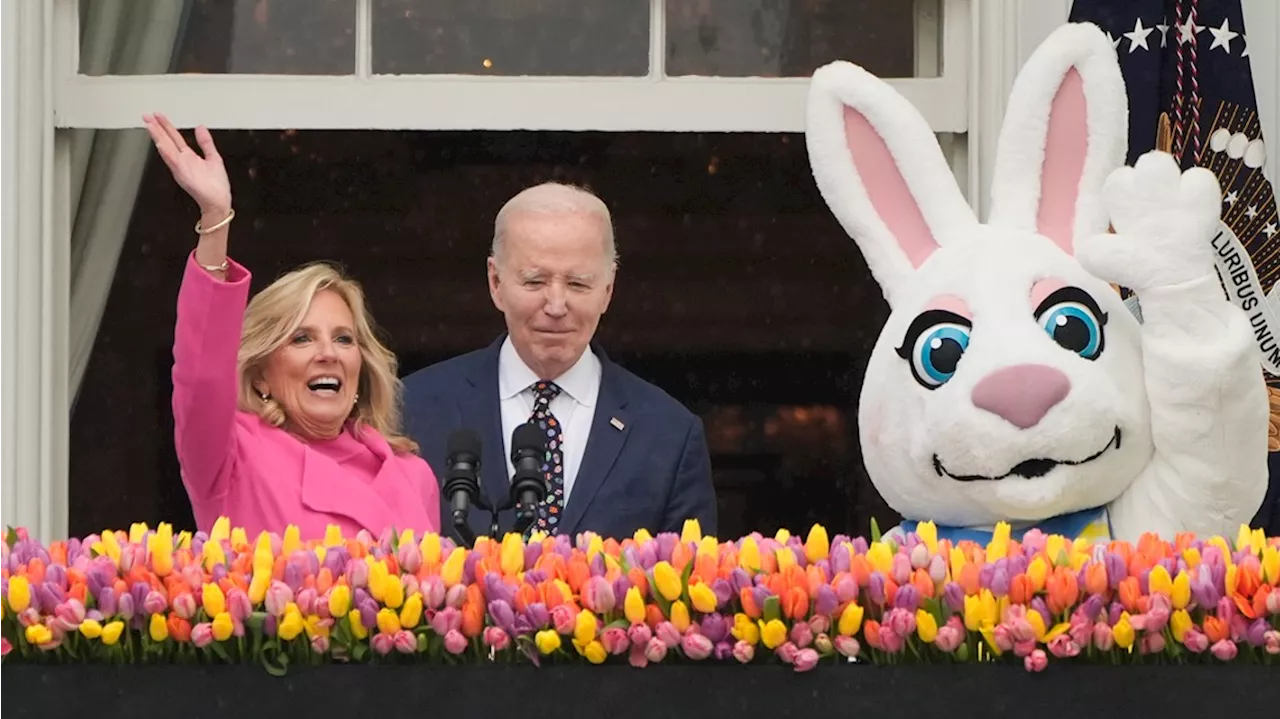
xmin=1034 ymin=287 xmax=1107 ymax=360
xmin=896 ymin=310 xmax=972 ymax=390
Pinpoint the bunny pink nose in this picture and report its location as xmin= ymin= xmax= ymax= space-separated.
xmin=970 ymin=364 xmax=1071 ymax=429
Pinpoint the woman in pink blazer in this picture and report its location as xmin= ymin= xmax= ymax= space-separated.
xmin=146 ymin=112 xmax=440 ymax=540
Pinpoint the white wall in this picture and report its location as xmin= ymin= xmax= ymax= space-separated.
xmin=1244 ymin=0 xmax=1279 ymax=185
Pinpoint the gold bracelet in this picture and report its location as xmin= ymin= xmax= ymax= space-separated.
xmin=195 ymin=208 xmax=236 ymax=235
xmin=197 ymin=259 xmax=229 ymax=273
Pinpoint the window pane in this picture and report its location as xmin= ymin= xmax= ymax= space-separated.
xmin=70 ymin=129 xmax=937 ymax=539
xmin=78 ymin=0 xmax=356 ymax=76
xmin=664 ymin=0 xmax=924 ymax=78
xmin=372 ymin=0 xmax=650 ymax=76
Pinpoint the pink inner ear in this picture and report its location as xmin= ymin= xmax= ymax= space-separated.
xmin=1037 ymin=68 xmax=1088 ymax=255
xmin=843 ymin=105 xmax=939 ymax=269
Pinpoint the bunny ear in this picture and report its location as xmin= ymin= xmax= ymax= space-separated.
xmin=806 ymin=61 xmax=977 ymax=306
xmin=988 ymin=22 xmax=1127 ymax=255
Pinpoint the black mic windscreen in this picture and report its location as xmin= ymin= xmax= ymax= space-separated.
xmin=512 ymin=422 xmax=546 ymax=454
xmin=447 ymin=429 xmax=482 ymax=461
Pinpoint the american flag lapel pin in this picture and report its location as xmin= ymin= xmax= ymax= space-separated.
xmin=610 ymin=417 xmax=625 ymax=431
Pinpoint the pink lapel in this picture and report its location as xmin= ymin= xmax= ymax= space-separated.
xmin=298 ymin=427 xmax=399 ymax=535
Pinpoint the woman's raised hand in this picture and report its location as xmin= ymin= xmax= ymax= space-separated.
xmin=143 ymin=112 xmax=232 ymax=217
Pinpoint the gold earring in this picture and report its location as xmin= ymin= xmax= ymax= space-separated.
xmin=259 ymin=391 xmax=271 ymax=402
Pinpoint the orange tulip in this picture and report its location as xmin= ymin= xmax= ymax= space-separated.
xmin=670 ymin=542 xmax=693 ymax=573
xmin=782 ymin=587 xmax=809 ymax=620
xmin=27 ymin=557 xmax=46 ymax=585
xmin=693 ymin=553 xmax=718 ymax=585
xmin=627 ymin=567 xmax=649 ymax=597
xmin=884 ymin=578 xmax=899 ymax=606
xmin=167 ymin=613 xmax=192 ymax=643
xmin=740 ymin=587 xmax=761 ymax=619
xmin=1253 ymin=585 xmax=1272 ymax=619
xmin=462 ymin=600 xmax=485 ymax=638
xmin=912 ymin=568 xmax=935 ymax=599
xmin=1117 ymin=577 xmax=1141 ymax=613
xmin=1084 ymin=563 xmax=1108 ymax=596
xmin=1009 ymin=574 xmax=1032 ymax=605
xmin=645 ymin=603 xmax=665 ymax=628
xmin=864 ymin=620 xmax=882 ymax=649
xmin=1046 ymin=567 xmax=1079 ymax=616
xmin=316 ymin=568 xmax=334 ymax=595
xmin=958 ymin=563 xmax=980 ymax=595
xmin=850 ymin=555 xmax=872 ymax=587
xmin=1203 ymin=615 xmax=1230 ymax=643
xmin=566 ymin=557 xmax=590 ymax=593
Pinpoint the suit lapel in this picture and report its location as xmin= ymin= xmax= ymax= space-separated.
xmin=462 ymin=337 xmax=511 ymax=521
xmin=560 ymin=355 xmax=630 ymax=536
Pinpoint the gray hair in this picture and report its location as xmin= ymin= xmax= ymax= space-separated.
xmin=491 ymin=182 xmax=618 ymax=268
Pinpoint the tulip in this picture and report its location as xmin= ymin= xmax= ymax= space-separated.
xmin=775 ymin=641 xmax=799 ymax=664
xmin=1183 ymin=627 xmax=1210 ymax=653
xmin=1140 ymin=632 xmax=1166 ymax=655
xmin=1111 ymin=614 xmax=1135 ymax=649
xmin=700 ymin=613 xmax=729 ymax=643
xmin=808 ymin=614 xmax=830 ymax=636
xmin=371 ymin=632 xmax=395 ymax=656
xmin=837 ymin=602 xmax=864 ymax=636
xmin=79 ymin=619 xmax=104 ymax=640
xmin=202 ymin=583 xmax=226 ymax=618
xmin=681 ymin=632 xmax=714 ymax=660
xmin=1092 ymin=622 xmax=1114 ymax=651
xmin=628 ymin=622 xmax=652 ymax=647
xmin=644 ymin=636 xmax=668 ymax=663
xmin=1210 ymin=638 xmax=1238 ymax=661
xmin=653 ymin=561 xmax=683 ymax=601
xmin=916 ymin=610 xmax=938 ymax=644
xmin=789 ymin=621 xmax=813 ymax=648
xmin=793 ymin=647 xmax=819 ymax=672
xmin=733 ymin=639 xmax=755 ymax=663
xmin=149 ymin=613 xmax=168 ymax=641
xmin=689 ymin=582 xmax=718 ymax=614
xmin=582 ymin=576 xmax=616 ymax=615
xmin=327 ymin=585 xmax=351 ymax=619
xmin=100 ymin=620 xmax=125 ymax=646
xmin=399 ymin=593 xmax=423 ymax=630
xmin=480 ymin=626 xmax=509 ymax=651
xmin=265 ymin=582 xmax=293 ymax=617
xmin=1024 ymin=648 xmax=1048 ymax=673
xmin=191 ymin=622 xmax=213 ymax=648
xmin=656 ymin=621 xmax=682 ymax=648
xmin=833 ymin=634 xmax=860 ymax=658
xmin=1263 ymin=630 xmax=1280 ymax=655
xmin=879 ymin=626 xmax=904 ymax=653
xmin=759 ymin=618 xmax=788 ymax=649
xmin=934 ymin=623 xmax=964 ymax=653
xmin=211 ymin=612 xmax=234 ymax=641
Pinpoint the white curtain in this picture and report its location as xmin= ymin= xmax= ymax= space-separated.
xmin=70 ymin=0 xmax=188 ymax=405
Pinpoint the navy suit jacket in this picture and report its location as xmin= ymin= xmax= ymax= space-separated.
xmin=400 ymin=336 xmax=717 ymax=541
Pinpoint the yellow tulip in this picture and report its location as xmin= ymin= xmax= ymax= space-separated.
xmin=774 ymin=528 xmax=791 ymax=544
xmin=80 ymin=619 xmax=104 ymax=639
xmin=653 ymin=561 xmax=683 ymax=601
xmin=1027 ymin=609 xmax=1047 ymax=642
xmin=838 ymin=602 xmax=864 ymax=636
xmin=1226 ymin=565 xmax=1239 ymax=595
xmin=1045 ymin=535 xmax=1066 ymax=565
xmin=348 ymin=610 xmax=369 ymax=640
xmin=323 ymin=524 xmax=343 ymax=548
xmin=633 ymin=528 xmax=654 ymax=545
xmin=1113 ymin=613 xmax=1135 ymax=649
xmin=248 ymin=574 xmax=269 ymax=606
xmin=670 ymin=600 xmax=691 ymax=633
xmin=376 ymin=607 xmax=401 ymax=635
xmin=441 ymin=547 xmax=467 ymax=587
xmin=100 ymin=529 xmax=122 ymax=564
xmin=759 ymin=618 xmax=788 ymax=649
xmin=1171 ymin=609 xmax=1193 ymax=643
xmin=574 ymin=608 xmax=598 ymax=646
xmin=278 ymin=607 xmax=304 ymax=641
xmin=949 ymin=547 xmax=968 ymax=579
xmin=177 ymin=531 xmax=192 ymax=550
xmin=986 ymin=523 xmax=1011 ymax=561
xmin=400 ymin=593 xmax=423 ymax=629
xmin=303 ymin=614 xmax=328 ymax=639
xmin=420 ymin=533 xmax=441 ymax=565
xmin=328 ymin=585 xmax=352 ymax=618
xmin=775 ymin=547 xmax=797 ymax=573
xmin=624 ymin=587 xmax=646 ymax=624
xmin=253 ymin=532 xmax=274 ymax=573
xmin=1026 ymin=557 xmax=1048 ymax=593
xmin=367 ymin=559 xmax=389 ymax=601
xmin=149 ymin=523 xmax=174 ymax=577
xmin=963 ymin=594 xmax=983 ymax=631
xmin=689 ymin=582 xmax=718 ymax=614
xmin=697 ymin=536 xmax=718 ymax=559
xmin=383 ymin=575 xmax=405 ymax=610
xmin=1262 ymin=546 xmax=1280 ymax=585
xmin=101 ymin=621 xmax=125 ymax=646
xmin=130 ymin=523 xmax=148 ymax=544
xmin=536 ymin=629 xmax=561 ymax=654
xmin=1171 ymin=571 xmax=1191 ymax=610
xmin=1182 ymin=547 xmax=1202 ymax=570
xmin=314 ymin=546 xmax=327 ymax=564
xmin=399 ymin=528 xmax=416 ymax=548
xmin=230 ymin=527 xmax=248 ymax=549
xmin=7 ymin=576 xmax=31 ymax=613
xmin=500 ymin=533 xmax=524 ymax=576
xmin=867 ymin=542 xmax=893 ymax=574
xmin=681 ymin=518 xmax=703 ymax=544
xmin=805 ymin=524 xmax=830 ymax=562
xmin=916 ymin=610 xmax=938 ymax=643
xmin=26 ymin=624 xmax=53 ymax=645
xmin=210 ymin=517 xmax=230 ymax=543
xmin=916 ymin=521 xmax=938 ymax=554
xmin=212 ymin=612 xmax=234 ymax=641
xmin=582 ymin=640 xmax=607 ymax=664
xmin=203 ymin=583 xmax=226 ymax=618
xmin=738 ymin=538 xmax=761 ymax=572
xmin=732 ymin=613 xmax=760 ymax=645
xmin=1148 ymin=565 xmax=1173 ymax=596
xmin=980 ymin=590 xmax=999 ymax=627
xmin=149 ymin=613 xmax=168 ymax=641
xmin=1044 ymin=622 xmax=1071 ymax=642
xmin=202 ymin=537 xmax=226 ymax=571
xmin=282 ymin=525 xmax=301 ymax=557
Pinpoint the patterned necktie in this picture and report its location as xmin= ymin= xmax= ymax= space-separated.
xmin=528 ymin=381 xmax=565 ymax=533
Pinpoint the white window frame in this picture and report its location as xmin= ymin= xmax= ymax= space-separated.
xmin=6 ymin=0 xmax=1066 ymax=541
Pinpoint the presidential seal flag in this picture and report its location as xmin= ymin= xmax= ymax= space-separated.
xmin=1068 ymin=0 xmax=1280 ymax=533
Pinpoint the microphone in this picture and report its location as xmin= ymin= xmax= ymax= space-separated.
xmin=443 ymin=429 xmax=483 ymax=546
xmin=509 ymin=422 xmax=548 ymax=534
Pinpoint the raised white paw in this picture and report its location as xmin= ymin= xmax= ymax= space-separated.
xmin=1076 ymin=151 xmax=1221 ymax=292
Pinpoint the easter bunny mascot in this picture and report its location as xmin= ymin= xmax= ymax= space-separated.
xmin=805 ymin=22 xmax=1269 ymax=544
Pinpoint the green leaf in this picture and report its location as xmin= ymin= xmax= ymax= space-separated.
xmin=869 ymin=518 xmax=882 ymax=544
xmin=351 ymin=643 xmax=368 ymax=662
xmin=763 ymin=595 xmax=781 ymax=623
xmin=680 ymin=559 xmax=695 ymax=607
xmin=245 ymin=611 xmax=267 ymax=633
xmin=4 ymin=527 xmax=17 ymax=547
xmin=604 ymin=618 xmax=630 ymax=631
xmin=211 ymin=640 xmax=232 ymax=663
xmin=647 ymin=569 xmax=672 ymax=617
xmin=261 ymin=642 xmax=290 ymax=676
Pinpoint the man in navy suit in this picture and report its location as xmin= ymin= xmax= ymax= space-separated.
xmin=401 ymin=182 xmax=717 ymax=541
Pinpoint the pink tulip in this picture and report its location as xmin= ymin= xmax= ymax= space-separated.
xmin=1210 ymin=639 xmax=1238 ymax=661
xmin=891 ymin=554 xmax=911 ymax=585
xmin=431 ymin=607 xmax=462 ymax=636
xmin=484 ymin=626 xmax=511 ymax=651
xmin=1092 ymin=622 xmax=1114 ymax=651
xmin=551 ymin=605 xmax=577 ymax=635
xmin=227 ymin=589 xmax=251 ymax=623
xmin=265 ymin=582 xmax=293 ymax=617
xmin=172 ymin=593 xmax=197 ymax=620
xmin=655 ymin=621 xmax=681 ymax=649
xmin=1182 ymin=627 xmax=1210 ymax=653
xmin=1024 ymin=648 xmax=1047 ymax=673
xmin=1266 ymin=589 xmax=1280 ymax=616
xmin=345 ymin=559 xmax=369 ymax=589
xmin=733 ymin=640 xmax=755 ymax=663
xmin=1 ymin=638 xmax=11 ymax=657
xmin=372 ymin=633 xmax=395 ymax=655
xmin=928 ymin=554 xmax=947 ymax=583
xmin=1140 ymin=633 xmax=1166 ymax=655
xmin=1048 ymin=634 xmax=1081 ymax=658
xmin=581 ymin=576 xmax=616 ymax=615
xmin=425 ymin=577 xmax=446 ymax=609
xmin=601 ymin=627 xmax=629 ymax=656
xmin=879 ymin=626 xmax=904 ymax=654
xmin=793 ymin=647 xmax=819 ymax=672
xmin=398 ymin=542 xmax=422 ymax=575
xmin=394 ymin=630 xmax=416 ymax=654
xmin=295 ymin=588 xmax=318 ymax=617
xmin=191 ymin=623 xmax=214 ymax=648
xmin=807 ymin=614 xmax=830 ymax=636
xmin=833 ymin=635 xmax=861 ymax=658
xmin=644 ymin=636 xmax=668 ymax=663
xmin=910 ymin=543 xmax=929 ymax=570
xmin=789 ymin=621 xmax=813 ymax=648
xmin=311 ymin=634 xmax=331 ymax=654
xmin=445 ymin=583 xmax=468 ymax=609
xmin=993 ymin=625 xmax=1014 ymax=652
xmin=934 ymin=625 xmax=964 ymax=653
xmin=54 ymin=599 xmax=85 ymax=629
xmin=143 ymin=590 xmax=167 ymax=616
xmin=627 ymin=623 xmax=652 ymax=647
xmin=1263 ymin=630 xmax=1280 ymax=656
xmin=775 ymin=641 xmax=799 ymax=664
xmin=629 ymin=644 xmax=649 ymax=668
xmin=444 ymin=629 xmax=468 ymax=655
xmin=681 ymin=632 xmax=713 ymax=660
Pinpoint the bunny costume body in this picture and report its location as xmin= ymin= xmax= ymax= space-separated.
xmin=805 ymin=22 xmax=1269 ymax=544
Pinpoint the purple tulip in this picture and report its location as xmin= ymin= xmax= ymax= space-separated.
xmin=656 ymin=533 xmax=677 ymax=562
xmin=523 ymin=569 xmax=548 ymax=587
xmin=589 ymin=552 xmax=606 ymax=577
xmin=98 ymin=587 xmax=118 ymax=617
xmin=284 ymin=558 xmax=306 ymax=593
xmin=893 ymin=584 xmax=920 ymax=612
xmin=522 ymin=540 xmax=542 ymax=568
xmin=37 ymin=582 xmax=65 ymax=612
xmin=117 ymin=592 xmax=135 ymax=620
xmin=814 ymin=585 xmax=838 ymax=617
xmin=611 ymin=575 xmax=633 ymax=604
xmin=728 ymin=568 xmax=752 ymax=595
xmin=358 ymin=597 xmax=379 ymax=629
xmin=526 ymin=603 xmax=550 ymax=629
xmin=712 ymin=578 xmax=734 ymax=607
xmin=45 ymin=564 xmax=67 ymax=590
xmin=868 ymin=573 xmax=886 ymax=607
xmin=834 ymin=575 xmax=859 ymax=604
xmin=1081 ymin=594 xmax=1105 ymax=623
xmin=323 ymin=547 xmax=348 ymax=579
xmin=700 ymin=613 xmax=729 ymax=643
xmin=489 ymin=600 xmax=516 ymax=633
xmin=1007 ymin=554 xmax=1029 ymax=577
xmin=637 ymin=543 xmax=657 ymax=570
xmin=830 ymin=545 xmax=851 ymax=575
xmin=750 ymin=585 xmax=772 ymax=614
xmin=228 ymin=588 xmax=251 ymax=622
xmin=130 ymin=583 xmax=150 ymax=614
xmin=484 ymin=573 xmax=514 ymax=606
xmin=989 ymin=564 xmax=1011 ymax=596
xmin=1247 ymin=618 xmax=1269 ymax=647
xmin=978 ymin=563 xmax=995 ymax=590
xmin=1104 ymin=552 xmax=1126 ymax=589
xmin=1108 ymin=602 xmax=1124 ymax=626
xmin=462 ymin=551 xmax=481 ymax=586
xmin=511 ymin=614 xmax=534 ymax=636
xmin=942 ymin=582 xmax=965 ymax=613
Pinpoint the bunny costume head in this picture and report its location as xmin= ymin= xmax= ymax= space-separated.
xmin=806 ymin=22 xmax=1271 ymax=542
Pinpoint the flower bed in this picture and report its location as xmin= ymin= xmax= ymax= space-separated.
xmin=2 ymin=518 xmax=1278 ymax=674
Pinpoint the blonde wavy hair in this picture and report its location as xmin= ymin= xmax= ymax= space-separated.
xmin=236 ymin=262 xmax=418 ymax=455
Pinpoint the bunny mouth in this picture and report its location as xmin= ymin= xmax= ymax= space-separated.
xmin=933 ymin=426 xmax=1122 ymax=482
